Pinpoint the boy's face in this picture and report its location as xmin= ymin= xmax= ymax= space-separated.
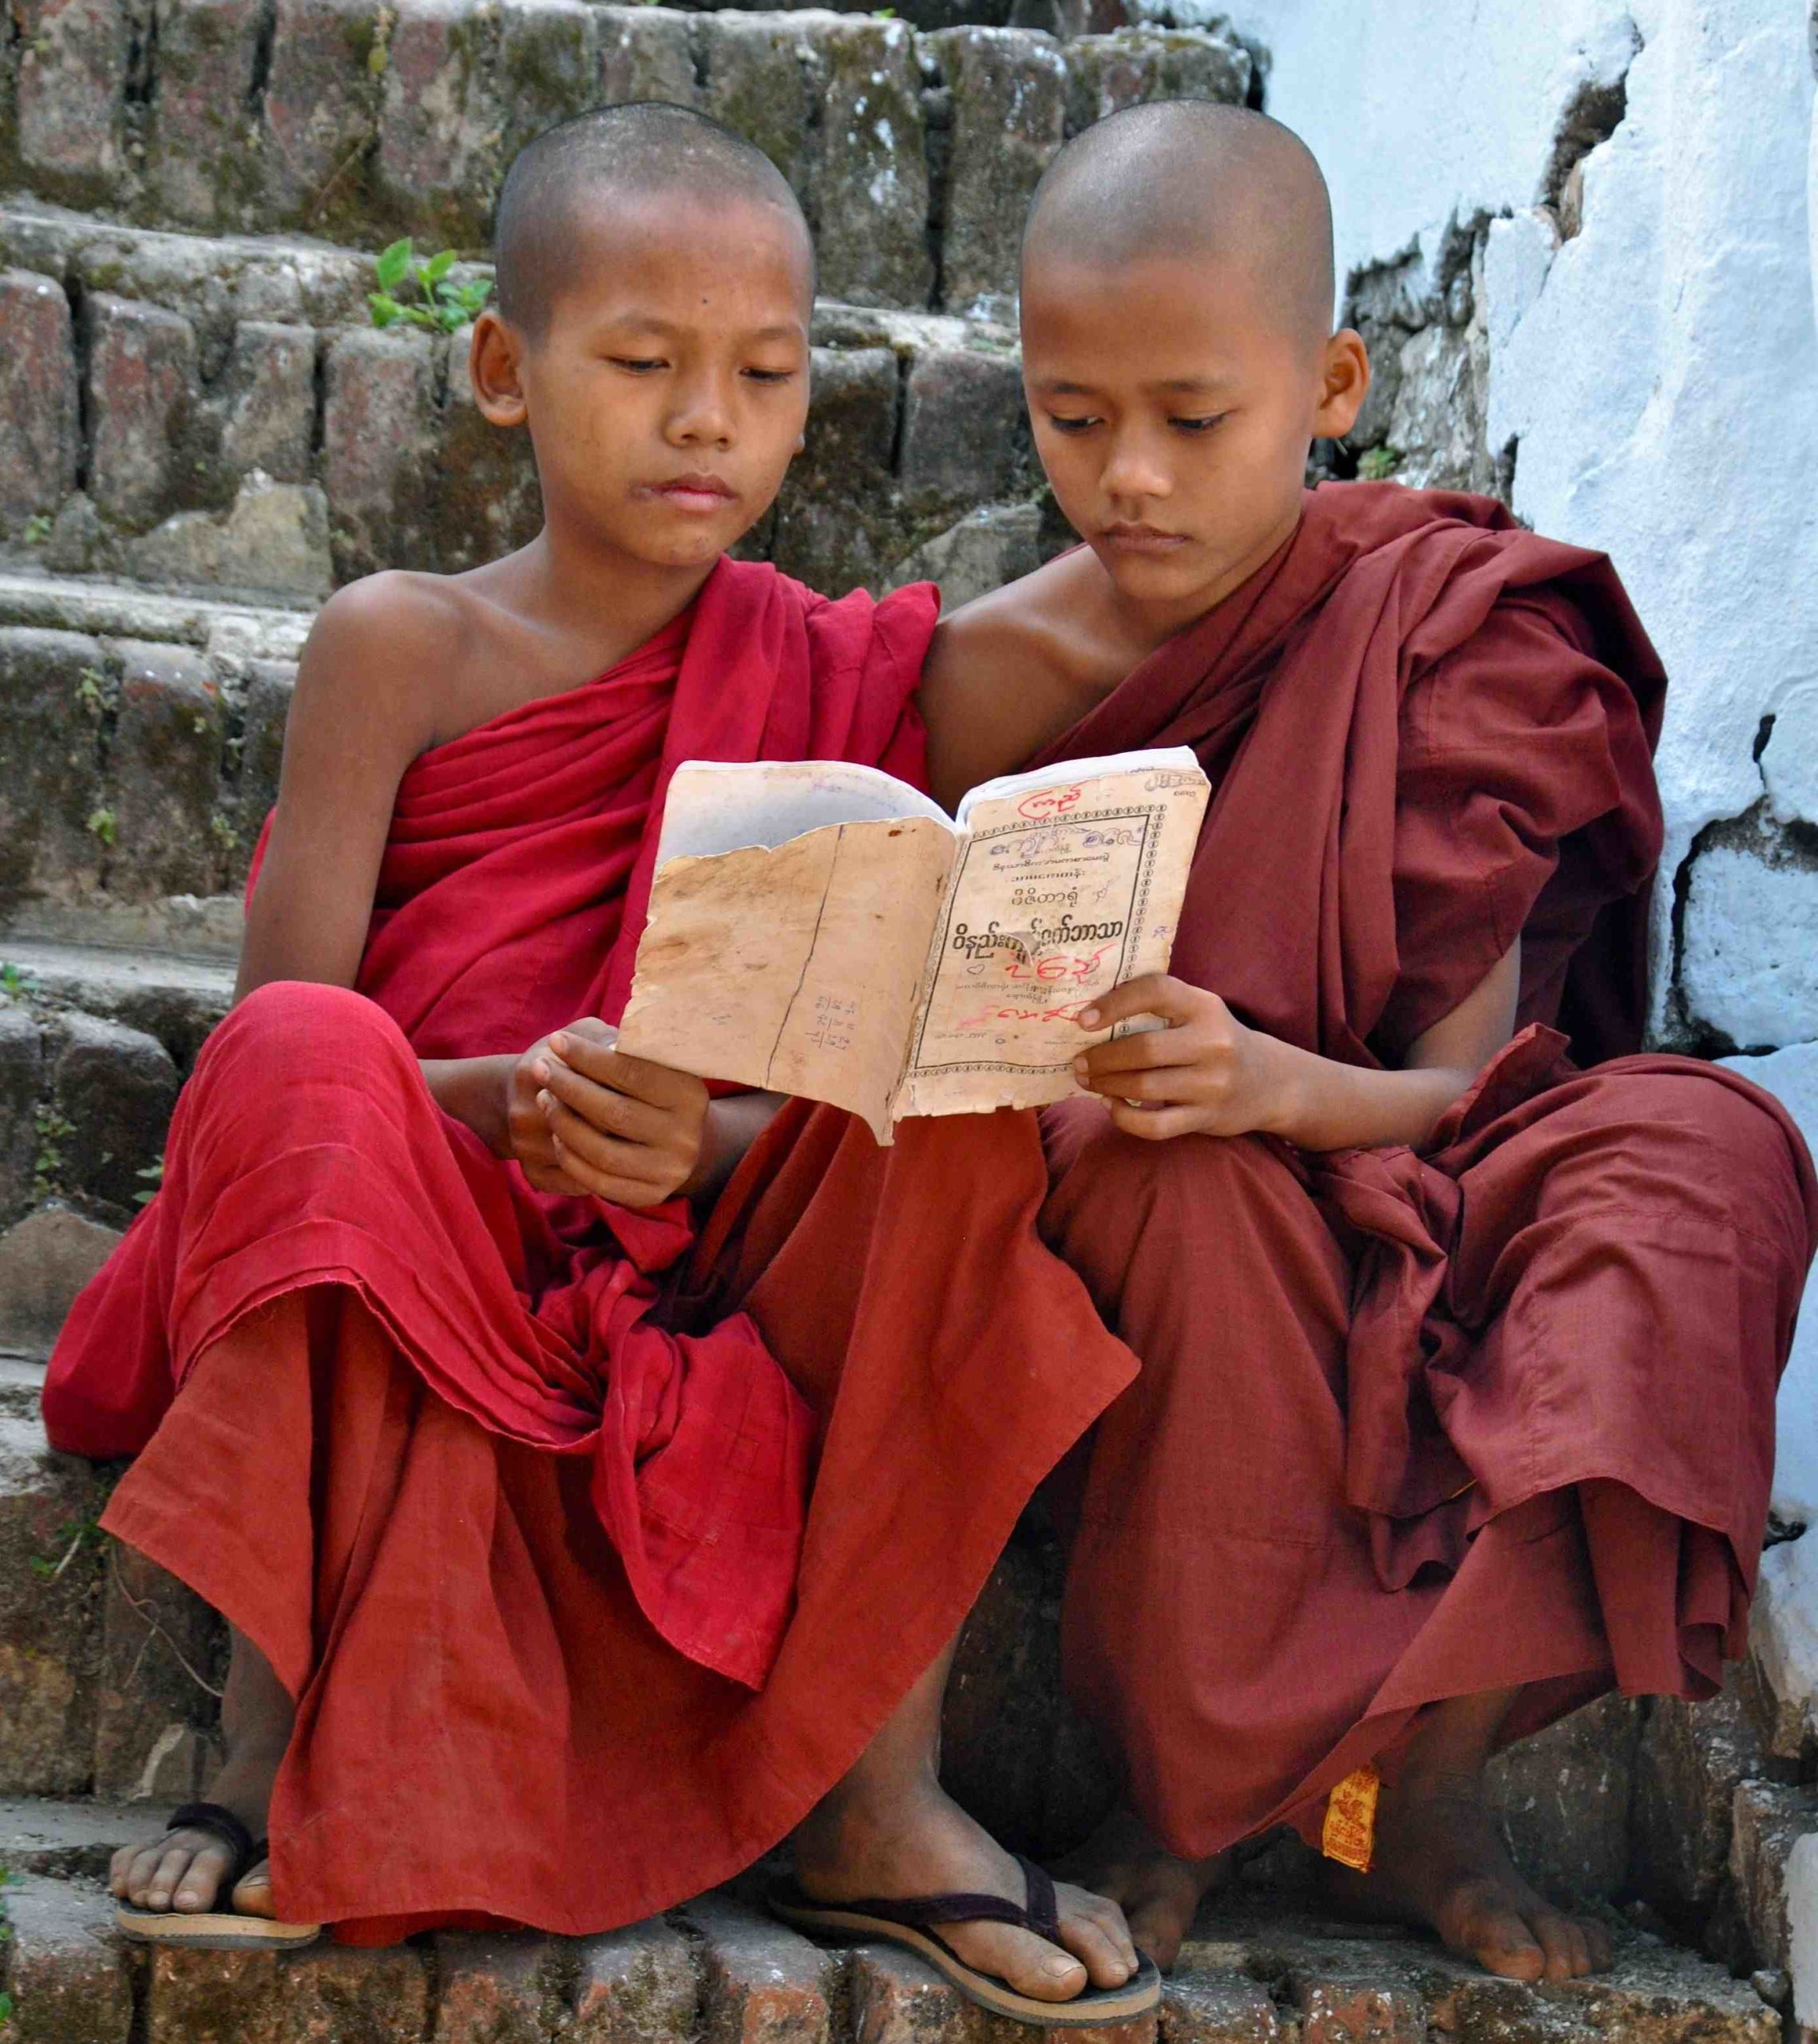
xmin=1020 ymin=251 xmax=1367 ymax=615
xmin=473 ymin=192 xmax=813 ymax=572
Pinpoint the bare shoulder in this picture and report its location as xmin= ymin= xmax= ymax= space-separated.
xmin=920 ymin=550 xmax=1119 ymax=807
xmin=291 ymin=569 xmax=475 ymax=757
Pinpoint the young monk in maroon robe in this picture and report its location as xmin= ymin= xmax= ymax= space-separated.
xmin=918 ymin=101 xmax=1818 ymax=1986
xmin=42 ymin=103 xmax=1151 ymax=2015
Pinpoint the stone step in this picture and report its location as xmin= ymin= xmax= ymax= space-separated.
xmin=0 ymin=206 xmax=1057 ymax=603
xmin=0 ymin=1857 xmax=1788 ymax=2044
xmin=0 ymin=0 xmax=1249 ymax=291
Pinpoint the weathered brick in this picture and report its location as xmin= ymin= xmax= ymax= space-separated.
xmin=698 ymin=12 xmax=818 ymax=195
xmin=146 ymin=0 xmax=268 ymax=227
xmin=0 ymin=1203 xmax=122 ymax=1353
xmin=1484 ymin=1692 xmax=1642 ymax=1903
xmin=595 ymin=3 xmax=697 ymax=105
xmin=48 ymin=1009 xmax=180 ymax=1212
xmin=12 ymin=0 xmax=130 ymax=201
xmin=261 ymin=0 xmax=386 ymax=233
xmin=146 ymin=1940 xmax=430 ymax=2042
xmin=814 ymin=18 xmax=931 ymax=309
xmin=572 ymin=1915 xmax=702 ymax=2044
xmin=323 ymin=326 xmax=441 ymax=580
xmin=1289 ymin=1973 xmax=1424 ymax=2044
xmin=108 ymin=639 xmax=230 ymax=901
xmin=0 ymin=1872 xmax=134 ymax=2044
xmin=86 ymin=295 xmax=200 ymax=531
xmin=771 ymin=344 xmax=897 ymax=596
xmin=1063 ymin=26 xmax=1250 ymax=133
xmin=926 ymin=26 xmax=1065 ymax=315
xmin=93 ymin=1540 xmax=227 ymax=1802
xmin=898 ymin=344 xmax=1024 ymax=507
xmin=0 ymin=1412 xmax=108 ymax=1796
xmin=0 ymin=1006 xmax=44 ymax=1222
xmin=0 ymin=629 xmax=109 ymax=914
xmin=377 ymin=0 xmax=502 ymax=249
xmin=431 ymin=1929 xmax=564 ymax=2043
xmin=683 ymin=1891 xmax=836 ymax=2044
xmin=219 ymin=323 xmax=318 ymax=484
xmin=847 ymin=1943 xmax=966 ymax=2044
xmin=1161 ymin=1969 xmax=1284 ymax=2044
xmin=496 ymin=0 xmax=599 ymax=170
xmin=0 ymin=271 xmax=81 ymax=533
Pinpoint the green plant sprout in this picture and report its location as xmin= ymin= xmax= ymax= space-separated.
xmin=369 ymin=239 xmax=493 ymax=335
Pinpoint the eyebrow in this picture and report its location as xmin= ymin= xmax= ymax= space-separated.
xmin=1033 ymin=374 xmax=1236 ymax=397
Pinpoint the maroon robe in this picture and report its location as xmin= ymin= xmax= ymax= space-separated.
xmin=1030 ymin=484 xmax=1818 ymax=1858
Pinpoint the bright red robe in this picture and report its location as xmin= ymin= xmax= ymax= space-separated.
xmin=1028 ymin=484 xmax=1818 ymax=1858
xmin=42 ymin=557 xmax=1143 ymax=1939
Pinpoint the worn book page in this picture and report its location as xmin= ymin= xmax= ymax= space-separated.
xmin=890 ymin=755 xmax=1210 ymax=1121
xmin=617 ymin=816 xmax=955 ymax=1143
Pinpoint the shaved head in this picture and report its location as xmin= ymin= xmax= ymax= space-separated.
xmin=1023 ymin=101 xmax=1335 ymax=349
xmin=493 ymin=103 xmax=814 ymax=340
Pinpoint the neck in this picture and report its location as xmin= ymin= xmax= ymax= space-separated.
xmin=517 ymin=520 xmax=722 ymax=671
xmin=1100 ymin=497 xmax=1306 ymax=663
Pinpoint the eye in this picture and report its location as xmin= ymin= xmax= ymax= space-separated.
xmin=1169 ymin=413 xmax=1227 ymax=435
xmin=609 ymin=355 xmax=666 ymax=374
xmin=1045 ymin=414 xmax=1101 ymax=435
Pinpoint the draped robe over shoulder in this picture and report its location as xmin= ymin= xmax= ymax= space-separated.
xmin=42 ymin=557 xmax=1144 ymax=1939
xmin=1028 ymin=484 xmax=1818 ymax=1858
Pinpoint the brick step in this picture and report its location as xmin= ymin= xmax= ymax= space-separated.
xmin=0 ymin=203 xmax=1059 ymax=603
xmin=1 ymin=0 xmax=1249 ymax=287
xmin=0 ymin=1846 xmax=1789 ymax=2044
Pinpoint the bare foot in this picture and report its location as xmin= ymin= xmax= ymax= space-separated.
xmin=794 ymin=1775 xmax=1139 ymax=2006
xmin=1053 ymin=1805 xmax=1230 ymax=1971
xmin=1325 ymin=1765 xmax=1614 ymax=1982
xmin=109 ymin=1625 xmax=295 ymax=1918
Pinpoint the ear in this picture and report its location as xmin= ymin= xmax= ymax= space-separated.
xmin=469 ymin=309 xmax=529 ymax=430
xmin=1312 ymin=329 xmax=1370 ymax=442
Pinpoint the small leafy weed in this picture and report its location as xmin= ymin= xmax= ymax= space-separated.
xmin=369 ymin=239 xmax=493 ymax=335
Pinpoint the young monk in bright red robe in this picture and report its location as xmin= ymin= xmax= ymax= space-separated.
xmin=42 ymin=104 xmax=1148 ymax=2014
xmin=919 ymin=101 xmax=1818 ymax=1985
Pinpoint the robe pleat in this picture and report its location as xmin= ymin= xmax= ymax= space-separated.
xmin=42 ymin=557 xmax=1143 ymax=1939
xmin=1024 ymin=484 xmax=1818 ymax=1858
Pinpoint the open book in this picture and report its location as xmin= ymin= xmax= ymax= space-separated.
xmin=616 ymin=749 xmax=1211 ymax=1143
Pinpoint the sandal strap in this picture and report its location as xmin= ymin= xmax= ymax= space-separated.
xmin=166 ymin=1802 xmax=256 ymax=1884
xmin=800 ymin=1855 xmax=1066 ymax=1943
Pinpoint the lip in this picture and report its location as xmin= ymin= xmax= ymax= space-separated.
xmin=645 ymin=474 xmax=738 ymax=513
xmin=1100 ymin=524 xmax=1189 ymax=555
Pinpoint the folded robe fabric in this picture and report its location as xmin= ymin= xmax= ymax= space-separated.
xmin=1024 ymin=483 xmax=1818 ymax=1853
xmin=45 ymin=557 xmax=939 ymax=1692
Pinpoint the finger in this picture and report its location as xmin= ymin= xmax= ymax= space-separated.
xmin=537 ymin=1061 xmax=670 ymax=1146
xmin=1075 ymin=1027 xmax=1183 ymax=1076
xmin=1074 ymin=1063 xmax=1198 ymax=1103
xmin=1106 ymin=1099 xmax=1202 ymax=1141
xmin=550 ymin=1032 xmax=701 ymax=1110
xmin=543 ymin=1105 xmax=674 ymax=1186
xmin=1078 ymin=975 xmax=1198 ymax=1033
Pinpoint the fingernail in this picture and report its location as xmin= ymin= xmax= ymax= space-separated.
xmin=1079 ymin=1008 xmax=1099 ymax=1027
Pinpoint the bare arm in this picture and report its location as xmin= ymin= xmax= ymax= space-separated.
xmin=1075 ymin=941 xmax=1522 ymax=1153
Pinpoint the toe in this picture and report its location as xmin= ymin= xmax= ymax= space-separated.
xmin=1442 ymin=1881 xmax=1546 ymax=1982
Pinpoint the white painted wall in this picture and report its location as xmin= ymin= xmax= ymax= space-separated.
xmin=1168 ymin=0 xmax=1818 ymax=1524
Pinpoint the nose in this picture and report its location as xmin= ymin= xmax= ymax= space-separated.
xmin=1099 ymin=425 xmax=1172 ymax=507
xmin=664 ymin=370 xmax=735 ymax=450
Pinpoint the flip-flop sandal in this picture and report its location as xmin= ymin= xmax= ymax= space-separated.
xmin=768 ymin=1854 xmax=1162 ymax=2028
xmin=115 ymin=1801 xmax=322 ymax=1951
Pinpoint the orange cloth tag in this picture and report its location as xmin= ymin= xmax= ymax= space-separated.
xmin=1321 ymin=1764 xmax=1380 ymax=1872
